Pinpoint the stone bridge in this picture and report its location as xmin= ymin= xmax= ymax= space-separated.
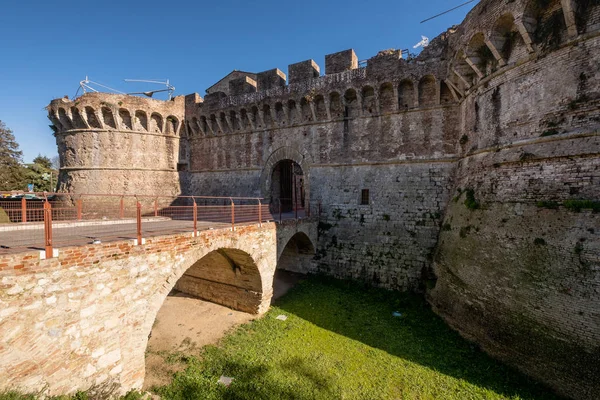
xmin=0 ymin=218 xmax=317 ymax=397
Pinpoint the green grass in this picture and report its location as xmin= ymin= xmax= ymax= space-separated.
xmin=0 ymin=390 xmax=142 ymax=400
xmin=155 ymin=277 xmax=561 ymax=400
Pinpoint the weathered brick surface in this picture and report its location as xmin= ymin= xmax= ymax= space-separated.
xmin=0 ymin=224 xmax=283 ymax=397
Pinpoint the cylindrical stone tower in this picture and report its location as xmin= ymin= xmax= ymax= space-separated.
xmin=47 ymin=93 xmax=185 ymax=196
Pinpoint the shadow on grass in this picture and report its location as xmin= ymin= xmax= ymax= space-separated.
xmin=274 ymin=276 xmax=563 ymax=400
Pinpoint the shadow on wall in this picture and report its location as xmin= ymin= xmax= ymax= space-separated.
xmin=275 ymin=277 xmax=564 ymax=400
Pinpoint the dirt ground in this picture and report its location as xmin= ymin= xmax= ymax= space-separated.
xmin=143 ymin=269 xmax=304 ymax=390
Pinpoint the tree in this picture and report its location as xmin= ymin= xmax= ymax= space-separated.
xmin=0 ymin=120 xmax=26 ymax=191
xmin=25 ymin=154 xmax=59 ymax=192
xmin=33 ymin=154 xmax=52 ymax=169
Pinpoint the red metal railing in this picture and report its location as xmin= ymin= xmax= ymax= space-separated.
xmin=0 ymin=192 xmax=320 ymax=256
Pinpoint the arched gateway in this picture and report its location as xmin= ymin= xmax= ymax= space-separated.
xmin=259 ymin=147 xmax=312 ymax=212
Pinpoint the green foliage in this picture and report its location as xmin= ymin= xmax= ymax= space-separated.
xmin=501 ymin=30 xmax=520 ymax=60
xmin=0 ymin=120 xmax=25 ymax=191
xmin=154 ymin=277 xmax=560 ymax=399
xmin=0 ymin=389 xmax=142 ymax=400
xmin=317 ymin=221 xmax=333 ymax=235
xmin=535 ymin=10 xmax=566 ymax=50
xmin=382 ymin=214 xmax=390 ymax=221
xmin=459 ymin=135 xmax=469 ymax=145
xmin=442 ymin=223 xmax=452 ymax=231
xmin=574 ymin=242 xmax=584 ymax=255
xmin=459 ymin=225 xmax=472 ymax=238
xmin=476 ymin=45 xmax=495 ymax=72
xmin=540 ymin=129 xmax=559 ymax=137
xmin=563 ymin=200 xmax=600 ymax=212
xmin=463 ymin=188 xmax=480 ymax=210
xmin=534 ymin=238 xmax=546 ymax=246
xmin=536 ymin=201 xmax=560 ymax=209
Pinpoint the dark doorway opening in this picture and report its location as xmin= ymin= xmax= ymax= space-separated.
xmin=271 ymin=160 xmax=304 ymax=213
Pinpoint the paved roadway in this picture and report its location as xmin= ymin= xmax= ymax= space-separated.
xmin=1 ymin=219 xmax=239 ymax=255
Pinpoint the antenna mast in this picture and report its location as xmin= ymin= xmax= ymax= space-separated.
xmin=420 ymin=0 xmax=478 ymax=23
xmin=124 ymin=79 xmax=176 ymax=100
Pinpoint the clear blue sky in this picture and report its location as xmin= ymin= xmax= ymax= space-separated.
xmin=0 ymin=0 xmax=476 ymax=163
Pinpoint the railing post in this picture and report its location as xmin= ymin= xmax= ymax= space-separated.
xmin=154 ymin=198 xmax=158 ymax=217
xmin=258 ymin=199 xmax=262 ymax=227
xmin=193 ymin=201 xmax=198 ymax=237
xmin=307 ymin=201 xmax=311 ymax=218
xmin=279 ymin=199 xmax=282 ymax=223
xmin=76 ymin=199 xmax=83 ymax=221
xmin=319 ymin=201 xmax=322 ymax=216
xmin=43 ymin=201 xmax=53 ymax=258
xmin=21 ymin=197 xmax=26 ymax=223
xmin=230 ymin=198 xmax=235 ymax=231
xmin=136 ymin=201 xmax=142 ymax=245
xmin=295 ymin=198 xmax=298 ymax=220
xmin=120 ymin=196 xmax=125 ymax=219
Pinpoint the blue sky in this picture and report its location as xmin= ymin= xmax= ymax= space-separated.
xmin=0 ymin=0 xmax=476 ymax=162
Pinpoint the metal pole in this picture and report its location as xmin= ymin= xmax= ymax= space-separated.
xmin=136 ymin=201 xmax=142 ymax=245
xmin=21 ymin=197 xmax=26 ymax=223
xmin=258 ymin=199 xmax=262 ymax=227
xmin=44 ymin=201 xmax=53 ymax=258
xmin=193 ymin=201 xmax=198 ymax=237
xmin=230 ymin=198 xmax=235 ymax=230
xmin=120 ymin=196 xmax=124 ymax=219
xmin=77 ymin=199 xmax=82 ymax=221
xmin=154 ymin=198 xmax=158 ymax=217
xmin=279 ymin=198 xmax=282 ymax=222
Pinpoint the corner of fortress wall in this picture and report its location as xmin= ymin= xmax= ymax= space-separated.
xmin=47 ymin=0 xmax=600 ymax=398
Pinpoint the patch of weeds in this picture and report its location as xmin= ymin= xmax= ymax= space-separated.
xmin=453 ymin=188 xmax=463 ymax=203
xmin=536 ymin=201 xmax=560 ymax=209
xmin=464 ymin=189 xmax=480 ymax=210
xmin=359 ymin=214 xmax=365 ymax=226
xmin=533 ymin=238 xmax=546 ymax=246
xmin=442 ymin=223 xmax=452 ymax=231
xmin=520 ymin=152 xmax=536 ymax=161
xmin=382 ymin=214 xmax=391 ymax=221
xmin=535 ymin=10 xmax=566 ymax=51
xmin=459 ymin=135 xmax=469 ymax=145
xmin=574 ymin=242 xmax=584 ymax=255
xmin=317 ymin=221 xmax=333 ymax=235
xmin=564 ymin=200 xmax=600 ymax=213
xmin=332 ymin=208 xmax=345 ymax=220
xmin=540 ymin=129 xmax=559 ymax=137
xmin=476 ymin=45 xmax=495 ymax=72
xmin=459 ymin=226 xmax=472 ymax=238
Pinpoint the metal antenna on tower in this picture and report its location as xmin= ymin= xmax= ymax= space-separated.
xmin=124 ymin=79 xmax=175 ymax=100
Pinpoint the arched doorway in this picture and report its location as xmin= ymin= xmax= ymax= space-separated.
xmin=271 ymin=159 xmax=305 ymax=214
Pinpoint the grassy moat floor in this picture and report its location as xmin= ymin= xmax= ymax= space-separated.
xmin=2 ymin=276 xmax=562 ymax=400
xmin=151 ymin=276 xmax=560 ymax=400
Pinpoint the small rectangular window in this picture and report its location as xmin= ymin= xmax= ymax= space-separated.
xmin=360 ymin=189 xmax=369 ymax=205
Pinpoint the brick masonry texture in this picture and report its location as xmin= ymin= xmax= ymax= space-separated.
xmin=38 ymin=0 xmax=600 ymax=398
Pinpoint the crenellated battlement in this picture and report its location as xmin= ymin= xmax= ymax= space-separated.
xmin=48 ymin=92 xmax=185 ymax=136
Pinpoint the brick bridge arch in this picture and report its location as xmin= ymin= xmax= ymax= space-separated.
xmin=0 ymin=219 xmax=319 ymax=397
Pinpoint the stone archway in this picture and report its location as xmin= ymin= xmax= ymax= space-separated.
xmin=173 ymin=248 xmax=264 ymax=313
xmin=260 ymin=146 xmax=312 ymax=206
xmin=277 ymin=232 xmax=316 ymax=274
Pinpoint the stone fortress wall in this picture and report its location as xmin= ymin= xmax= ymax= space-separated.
xmin=47 ymin=0 xmax=600 ymax=398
